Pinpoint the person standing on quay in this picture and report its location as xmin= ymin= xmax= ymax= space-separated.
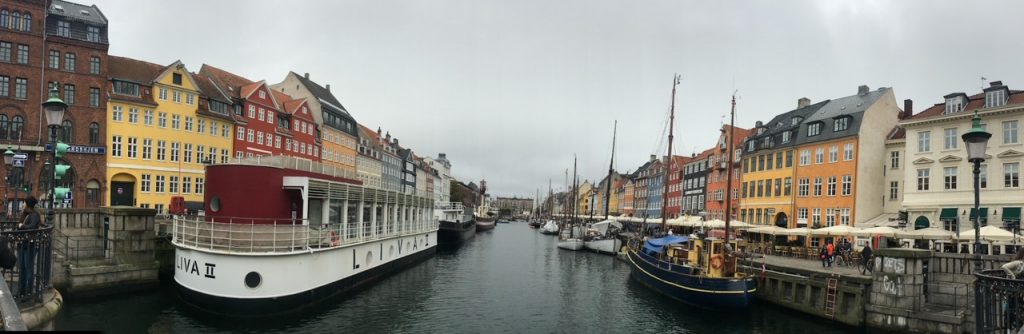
xmin=17 ymin=196 xmax=40 ymax=295
xmin=826 ymin=241 xmax=835 ymax=267
xmin=1001 ymin=249 xmax=1024 ymax=279
xmin=820 ymin=244 xmax=829 ymax=267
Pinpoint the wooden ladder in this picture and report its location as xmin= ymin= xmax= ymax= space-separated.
xmin=824 ymin=277 xmax=838 ymax=318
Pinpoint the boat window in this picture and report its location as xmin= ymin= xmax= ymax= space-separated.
xmin=713 ymin=243 xmax=722 ymax=254
xmin=244 ymin=272 xmax=261 ymax=288
xmin=209 ymin=196 xmax=221 ymax=213
xmin=329 ymin=200 xmax=342 ymax=224
xmin=309 ymin=199 xmax=323 ymax=226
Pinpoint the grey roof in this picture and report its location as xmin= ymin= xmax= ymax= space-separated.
xmin=49 ymin=0 xmax=108 ymax=25
xmin=292 ymin=72 xmax=350 ymax=116
xmin=793 ymin=87 xmax=889 ymax=146
xmin=743 ymin=100 xmax=829 ymax=155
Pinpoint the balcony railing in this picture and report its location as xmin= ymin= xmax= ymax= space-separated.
xmin=976 ymin=269 xmax=1024 ymax=333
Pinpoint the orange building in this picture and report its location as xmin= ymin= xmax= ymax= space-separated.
xmin=705 ymin=125 xmax=752 ymax=221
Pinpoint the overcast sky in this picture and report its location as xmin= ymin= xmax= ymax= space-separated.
xmin=91 ymin=0 xmax=1024 ymax=198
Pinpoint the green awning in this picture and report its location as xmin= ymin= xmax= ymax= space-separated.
xmin=914 ymin=216 xmax=930 ymax=230
xmin=1003 ymin=207 xmax=1021 ymax=222
xmin=969 ymin=207 xmax=989 ymax=222
xmin=939 ymin=208 xmax=958 ymax=221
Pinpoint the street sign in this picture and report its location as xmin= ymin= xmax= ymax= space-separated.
xmin=12 ymin=153 xmax=27 ymax=160
xmin=12 ymin=160 xmax=24 ymax=167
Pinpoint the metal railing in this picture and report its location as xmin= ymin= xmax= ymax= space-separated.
xmin=0 ymin=226 xmax=53 ymax=304
xmin=52 ymin=228 xmax=106 ymax=266
xmin=172 ymin=216 xmax=439 ymax=254
xmin=437 ymin=202 xmax=464 ymax=212
xmin=229 ymin=155 xmax=360 ymax=182
xmin=976 ymin=269 xmax=1024 ymax=333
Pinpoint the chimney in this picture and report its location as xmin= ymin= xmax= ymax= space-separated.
xmin=663 ymin=155 xmax=668 ymax=162
xmin=326 ymin=84 xmax=331 ymax=92
xmin=902 ymin=99 xmax=913 ymax=120
xmin=990 ymin=81 xmax=1004 ymax=87
xmin=377 ymin=127 xmax=382 ymax=136
xmin=755 ymin=120 xmax=763 ymax=128
xmin=858 ymin=85 xmax=869 ymax=95
xmin=649 ymin=154 xmax=656 ymax=162
xmin=304 ymin=72 xmax=309 ymax=79
xmin=393 ymin=138 xmax=399 ymax=146
xmin=439 ymin=153 xmax=446 ymax=159
xmin=798 ymin=97 xmax=810 ymax=108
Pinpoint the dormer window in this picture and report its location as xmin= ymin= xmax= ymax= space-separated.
xmin=747 ymin=140 xmax=755 ymax=152
xmin=834 ymin=116 xmax=850 ymax=132
xmin=944 ymin=96 xmax=964 ymax=114
xmin=757 ymin=127 xmax=766 ymax=135
xmin=782 ymin=131 xmax=791 ymax=143
xmin=986 ymin=89 xmax=1007 ymax=108
xmin=807 ymin=122 xmax=822 ymax=136
xmin=791 ymin=116 xmax=803 ymax=126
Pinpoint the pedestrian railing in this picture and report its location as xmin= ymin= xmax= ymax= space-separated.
xmin=52 ymin=228 xmax=107 ymax=266
xmin=172 ymin=216 xmax=439 ymax=254
xmin=0 ymin=225 xmax=53 ymax=304
xmin=975 ymin=269 xmax=1024 ymax=333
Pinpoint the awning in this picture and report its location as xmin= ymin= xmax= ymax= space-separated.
xmin=1003 ymin=207 xmax=1021 ymax=222
xmin=969 ymin=208 xmax=989 ymax=222
xmin=939 ymin=208 xmax=958 ymax=221
xmin=914 ymin=216 xmax=930 ymax=230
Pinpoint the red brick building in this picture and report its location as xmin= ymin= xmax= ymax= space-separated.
xmin=704 ymin=125 xmax=752 ymax=221
xmin=0 ymin=0 xmax=108 ymax=210
xmin=664 ymin=155 xmax=691 ymax=218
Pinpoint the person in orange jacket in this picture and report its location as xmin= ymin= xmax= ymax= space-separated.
xmin=826 ymin=241 xmax=835 ymax=267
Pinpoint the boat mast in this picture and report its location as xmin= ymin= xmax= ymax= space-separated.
xmin=571 ymin=155 xmax=578 ymax=238
xmin=661 ymin=74 xmax=680 ymax=233
xmin=724 ymin=92 xmax=737 ymax=246
xmin=604 ymin=121 xmax=617 ymax=220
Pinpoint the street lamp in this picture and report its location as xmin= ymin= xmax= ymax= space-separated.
xmin=961 ymin=111 xmax=990 ymax=334
xmin=4 ymin=146 xmax=12 ymax=217
xmin=41 ymin=87 xmax=67 ymax=225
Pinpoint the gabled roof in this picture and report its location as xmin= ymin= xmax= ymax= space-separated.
xmin=908 ymin=89 xmax=1024 ymax=122
xmin=108 ymin=55 xmax=162 ymax=84
xmin=289 ymin=71 xmax=350 ymax=116
xmin=359 ymin=124 xmax=381 ymax=142
xmin=886 ymin=126 xmax=905 ymax=140
xmin=199 ymin=64 xmax=254 ymax=99
xmin=240 ymin=80 xmax=280 ymax=108
xmin=191 ymin=71 xmax=232 ymax=104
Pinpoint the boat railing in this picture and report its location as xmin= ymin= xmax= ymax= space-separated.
xmin=225 ymin=156 xmax=438 ymax=200
xmin=171 ymin=216 xmax=439 ymax=254
xmin=437 ymin=202 xmax=464 ymax=212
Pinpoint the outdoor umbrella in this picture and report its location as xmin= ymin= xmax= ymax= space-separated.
xmin=895 ymin=227 xmax=955 ymax=240
xmin=812 ymin=225 xmax=861 ymax=236
xmin=852 ymin=226 xmax=899 ymax=238
xmin=956 ymin=225 xmax=1017 ymax=242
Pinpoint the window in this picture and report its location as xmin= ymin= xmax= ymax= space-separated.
xmin=890 ymin=151 xmax=900 ymax=169
xmin=256 ymin=131 xmax=264 ymax=145
xmin=62 ymin=84 xmax=75 ymax=104
xmin=844 ymin=143 xmax=854 ymax=161
xmin=757 ymin=155 xmax=764 ymax=171
xmin=0 ymin=42 xmax=9 ymax=62
xmin=889 ymin=181 xmax=899 ymax=200
xmin=813 ymin=208 xmax=821 ymax=226
xmin=184 ymin=117 xmax=193 ymax=131
xmin=841 ymin=208 xmax=850 ymax=225
xmin=15 ymin=44 xmax=26 ymax=64
xmin=57 ymin=20 xmax=70 ymax=37
xmin=196 ymin=178 xmax=204 ymax=195
xmin=0 ymin=76 xmax=7 ymax=98
xmin=987 ymin=89 xmax=1007 ymax=108
xmin=14 ymin=78 xmax=26 ymax=99
xmin=776 ymin=152 xmax=783 ymax=169
xmin=88 ymin=123 xmax=99 ymax=144
xmin=64 ymin=52 xmax=75 ymax=72
xmin=829 ymin=145 xmax=838 ymax=162
xmin=127 ymin=137 xmax=137 ymax=158
xmin=943 ymin=128 xmax=958 ymax=150
xmin=1006 ymin=163 xmax=1020 ymax=188
xmin=155 ymin=176 xmax=165 ymax=193
xmin=798 ymin=208 xmax=808 ymax=222
xmin=186 ymin=94 xmax=194 ymax=105
xmin=834 ymin=117 xmax=849 ymax=132
xmin=60 ymin=120 xmax=72 ymax=143
xmin=945 ymin=96 xmax=963 ymax=114
xmin=143 ymin=110 xmax=153 ymax=125
xmin=197 ymin=119 xmax=205 ymax=133
xmin=158 ymin=113 xmax=167 ymax=128
xmin=89 ymin=87 xmax=99 ymax=107
xmin=799 ymin=149 xmax=810 ymax=166
xmin=184 ymin=144 xmax=193 ymax=163
xmin=172 ymin=73 xmax=182 ymax=85
xmin=247 ymin=129 xmax=254 ymax=142
xmin=248 ymin=105 xmax=256 ymax=118
xmin=20 ymin=14 xmax=29 ymax=32
xmin=826 ymin=176 xmax=837 ymax=196
xmin=258 ymin=108 xmax=265 ymax=122
xmin=142 ymin=139 xmax=152 ymax=160
xmin=171 ymin=115 xmax=180 ymax=129
xmin=774 ymin=178 xmax=782 ymax=196
xmin=112 ymin=81 xmax=139 ymax=96
xmin=813 ymin=177 xmax=822 ymax=197
xmin=826 ymin=208 xmax=836 ymax=226
xmin=222 ymin=124 xmax=229 ymax=137
xmin=918 ymin=131 xmax=931 ymax=152
xmin=48 ymin=50 xmax=58 ymax=68
xmin=170 ymin=142 xmax=179 ymax=162
xmin=128 ymin=108 xmax=138 ymax=123
xmin=158 ymin=88 xmax=167 ymax=100
xmin=815 ymin=148 xmax=824 ymax=164
xmin=157 ymin=140 xmax=166 ymax=161
xmin=220 ymin=149 xmax=228 ymax=163
xmin=275 ymin=136 xmax=281 ymax=148
xmin=782 ymin=131 xmax=791 ymax=143
xmin=112 ymin=105 xmax=123 ymax=121
xmin=90 ymin=57 xmax=100 ymax=74
xmin=1004 ymin=121 xmax=1019 ymax=144
xmin=111 ymin=136 xmax=122 ymax=157
xmin=766 ymin=154 xmax=773 ymax=170
xmin=209 ymin=121 xmax=217 ymax=136
xmin=169 ymin=176 xmax=178 ymax=194
xmin=808 ymin=122 xmax=822 ymax=136
xmin=756 ymin=180 xmax=764 ymax=197
xmin=172 ymin=90 xmax=181 ymax=103
xmin=917 ymin=168 xmax=930 ymax=191
xmin=0 ymin=11 xmax=6 ymax=29
xmin=798 ymin=178 xmax=809 ymax=197
xmin=236 ymin=127 xmax=245 ymax=140
xmin=765 ymin=179 xmax=773 ymax=197
xmin=841 ymin=175 xmax=852 ymax=196
xmin=980 ymin=164 xmax=988 ymax=189
xmin=141 ymin=174 xmax=151 ymax=192
xmin=196 ymin=145 xmax=204 ymax=163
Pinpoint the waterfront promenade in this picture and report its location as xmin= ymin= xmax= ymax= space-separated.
xmin=751 ymin=254 xmax=867 ymax=277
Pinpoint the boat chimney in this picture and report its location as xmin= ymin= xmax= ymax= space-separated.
xmin=858 ymin=85 xmax=870 ymax=95
xmin=798 ymin=97 xmax=810 ymax=108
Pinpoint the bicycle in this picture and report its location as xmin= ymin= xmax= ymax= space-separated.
xmin=834 ymin=249 xmax=854 ymax=267
xmin=858 ymin=255 xmax=874 ymax=275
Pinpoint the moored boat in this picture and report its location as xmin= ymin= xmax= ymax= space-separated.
xmin=583 ymin=220 xmax=623 ymax=255
xmin=437 ymin=202 xmax=475 ymax=249
xmin=173 ymin=156 xmax=437 ymax=315
xmin=476 ymin=215 xmax=496 ymax=231
xmin=625 ymin=236 xmax=755 ymax=310
xmin=557 ymin=237 xmax=584 ymax=250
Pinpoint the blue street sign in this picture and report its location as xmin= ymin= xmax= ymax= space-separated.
xmin=45 ymin=144 xmax=105 ymax=155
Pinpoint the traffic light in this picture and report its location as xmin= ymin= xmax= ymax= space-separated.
xmin=54 ymin=187 xmax=70 ymax=201
xmin=54 ymin=142 xmax=69 ymax=158
xmin=54 ymin=164 xmax=71 ymax=180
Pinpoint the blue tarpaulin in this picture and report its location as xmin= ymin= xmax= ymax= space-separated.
xmin=643 ymin=235 xmax=689 ymax=255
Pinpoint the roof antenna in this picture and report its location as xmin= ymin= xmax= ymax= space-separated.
xmin=981 ymin=76 xmax=987 ymax=91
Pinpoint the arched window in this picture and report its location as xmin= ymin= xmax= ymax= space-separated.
xmin=0 ymin=10 xmax=8 ymax=28
xmin=10 ymin=115 xmax=23 ymax=140
xmin=61 ymin=120 xmax=73 ymax=143
xmin=89 ymin=122 xmax=100 ymax=144
xmin=0 ymin=115 xmax=8 ymax=140
xmin=10 ymin=12 xmax=18 ymax=30
xmin=21 ymin=13 xmax=29 ymax=32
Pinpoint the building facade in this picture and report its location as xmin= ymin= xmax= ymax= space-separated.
xmin=704 ymin=125 xmax=750 ymax=221
xmin=645 ymin=159 xmax=664 ymax=219
xmin=665 ymin=156 xmax=689 ymax=218
xmin=424 ymin=153 xmax=452 ymax=204
xmin=681 ymin=150 xmax=711 ymax=217
xmin=272 ymin=72 xmax=358 ymax=173
xmin=356 ymin=124 xmax=383 ymax=189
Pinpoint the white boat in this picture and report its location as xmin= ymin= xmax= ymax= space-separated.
xmin=584 ymin=220 xmax=623 ymax=255
xmin=557 ymin=238 xmax=584 ymax=250
xmin=540 ymin=220 xmax=560 ymax=235
xmin=584 ymin=238 xmax=622 ymax=255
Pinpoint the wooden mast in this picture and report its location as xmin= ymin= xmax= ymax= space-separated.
xmin=603 ymin=120 xmax=617 ymax=220
xmin=660 ymin=74 xmax=680 ymax=233
xmin=724 ymin=92 xmax=737 ymax=246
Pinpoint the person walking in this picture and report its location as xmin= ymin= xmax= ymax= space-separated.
xmin=16 ymin=196 xmax=40 ymax=296
xmin=860 ymin=243 xmax=874 ymax=275
xmin=1001 ymin=249 xmax=1024 ymax=279
xmin=826 ymin=241 xmax=835 ymax=267
xmin=819 ymin=244 xmax=828 ymax=267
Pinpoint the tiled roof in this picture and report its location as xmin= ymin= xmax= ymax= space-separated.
xmin=240 ymin=81 xmax=265 ymax=102
xmin=359 ymin=124 xmax=380 ymax=142
xmin=199 ymin=64 xmax=254 ymax=99
xmin=108 ymin=55 xmax=162 ymax=84
xmin=908 ymin=89 xmax=1024 ymax=122
xmin=887 ymin=127 xmax=905 ymax=140
xmin=191 ymin=71 xmax=232 ymax=104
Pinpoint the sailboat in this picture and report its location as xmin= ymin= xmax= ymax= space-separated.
xmin=624 ymin=76 xmax=756 ymax=310
xmin=557 ymin=156 xmax=584 ymax=250
xmin=585 ymin=120 xmax=623 ymax=255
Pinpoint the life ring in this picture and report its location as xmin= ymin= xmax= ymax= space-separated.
xmin=711 ymin=255 xmax=724 ymax=269
xmin=330 ymin=231 xmax=340 ymax=246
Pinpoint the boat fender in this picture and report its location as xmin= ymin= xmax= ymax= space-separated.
xmin=330 ymin=230 xmax=341 ymax=247
xmin=711 ymin=255 xmax=724 ymax=269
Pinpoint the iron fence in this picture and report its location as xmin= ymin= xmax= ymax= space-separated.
xmin=0 ymin=225 xmax=53 ymax=304
xmin=976 ymin=269 xmax=1024 ymax=333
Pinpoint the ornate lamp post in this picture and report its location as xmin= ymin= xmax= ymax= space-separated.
xmin=41 ymin=87 xmax=68 ymax=226
xmin=3 ymin=147 xmax=12 ymax=218
xmin=961 ymin=111 xmax=990 ymax=334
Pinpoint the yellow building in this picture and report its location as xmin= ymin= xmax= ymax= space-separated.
xmin=106 ymin=57 xmax=235 ymax=212
xmin=739 ymin=99 xmax=827 ymax=227
xmin=272 ymin=72 xmax=358 ymax=175
xmin=577 ymin=180 xmax=594 ymax=216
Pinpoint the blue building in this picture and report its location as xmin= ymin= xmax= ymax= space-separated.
xmin=646 ymin=159 xmax=665 ymax=219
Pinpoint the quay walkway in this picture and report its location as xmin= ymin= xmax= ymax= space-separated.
xmin=749 ymin=254 xmax=867 ymax=278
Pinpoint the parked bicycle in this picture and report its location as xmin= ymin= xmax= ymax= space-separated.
xmin=859 ymin=255 xmax=874 ymax=275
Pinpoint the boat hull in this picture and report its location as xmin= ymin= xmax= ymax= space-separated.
xmin=476 ymin=220 xmax=496 ymax=232
xmin=557 ymin=238 xmax=584 ymax=250
xmin=584 ymin=238 xmax=622 ymax=255
xmin=175 ymin=233 xmax=437 ymax=316
xmin=625 ymin=249 xmax=755 ymax=310
xmin=438 ymin=220 xmax=476 ymax=248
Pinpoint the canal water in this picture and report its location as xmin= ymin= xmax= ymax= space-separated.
xmin=56 ymin=223 xmax=863 ymax=333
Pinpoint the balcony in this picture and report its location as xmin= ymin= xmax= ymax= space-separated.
xmin=976 ymin=269 xmax=1024 ymax=333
